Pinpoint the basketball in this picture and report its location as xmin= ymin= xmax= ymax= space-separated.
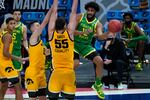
xmin=108 ymin=19 xmax=122 ymax=33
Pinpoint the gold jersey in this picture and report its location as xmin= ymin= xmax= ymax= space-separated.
xmin=0 ymin=31 xmax=13 ymax=62
xmin=49 ymin=30 xmax=74 ymax=70
xmin=29 ymin=40 xmax=46 ymax=69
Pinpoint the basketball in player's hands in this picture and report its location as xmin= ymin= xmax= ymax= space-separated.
xmin=108 ymin=19 xmax=122 ymax=33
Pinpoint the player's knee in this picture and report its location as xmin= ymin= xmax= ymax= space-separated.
xmin=93 ymin=56 xmax=103 ymax=65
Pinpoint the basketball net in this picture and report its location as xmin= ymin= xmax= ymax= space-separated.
xmin=0 ymin=0 xmax=5 ymax=10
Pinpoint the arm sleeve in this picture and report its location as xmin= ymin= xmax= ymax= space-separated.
xmin=131 ymin=35 xmax=147 ymax=41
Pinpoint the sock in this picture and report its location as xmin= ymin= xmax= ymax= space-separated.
xmin=95 ymin=77 xmax=101 ymax=85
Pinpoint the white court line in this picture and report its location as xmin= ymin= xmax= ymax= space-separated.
xmin=76 ymin=89 xmax=150 ymax=96
xmin=5 ymin=94 xmax=29 ymax=99
xmin=4 ymin=89 xmax=150 ymax=98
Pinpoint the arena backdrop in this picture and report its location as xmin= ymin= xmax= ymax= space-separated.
xmin=0 ymin=0 xmax=149 ymax=42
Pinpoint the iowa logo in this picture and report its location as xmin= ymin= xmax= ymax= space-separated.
xmin=5 ymin=67 xmax=14 ymax=73
xmin=26 ymin=78 xmax=34 ymax=85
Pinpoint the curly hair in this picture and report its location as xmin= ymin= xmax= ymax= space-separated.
xmin=123 ymin=12 xmax=133 ymax=19
xmin=85 ymin=1 xmax=100 ymax=12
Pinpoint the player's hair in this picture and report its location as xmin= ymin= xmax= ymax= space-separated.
xmin=123 ymin=12 xmax=133 ymax=19
xmin=85 ymin=1 xmax=100 ymax=12
xmin=0 ymin=15 xmax=4 ymax=27
xmin=28 ymin=21 xmax=39 ymax=31
xmin=5 ymin=17 xmax=15 ymax=24
xmin=12 ymin=10 xmax=22 ymax=15
xmin=55 ymin=17 xmax=66 ymax=30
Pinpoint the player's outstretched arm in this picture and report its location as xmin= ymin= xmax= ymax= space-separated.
xmin=96 ymin=22 xmax=110 ymax=40
xmin=22 ymin=25 xmax=28 ymax=51
xmin=31 ymin=6 xmax=53 ymax=39
xmin=68 ymin=0 xmax=78 ymax=32
xmin=48 ymin=0 xmax=58 ymax=35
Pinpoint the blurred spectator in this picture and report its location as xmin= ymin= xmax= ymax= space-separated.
xmin=102 ymin=33 xmax=129 ymax=89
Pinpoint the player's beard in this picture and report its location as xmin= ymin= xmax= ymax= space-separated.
xmin=87 ymin=13 xmax=95 ymax=21
xmin=125 ymin=20 xmax=132 ymax=25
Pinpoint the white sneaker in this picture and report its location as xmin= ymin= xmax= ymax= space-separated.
xmin=109 ymin=84 xmax=115 ymax=89
xmin=117 ymin=83 xmax=127 ymax=90
xmin=102 ymin=84 xmax=109 ymax=89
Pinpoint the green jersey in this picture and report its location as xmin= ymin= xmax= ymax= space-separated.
xmin=12 ymin=22 xmax=24 ymax=71
xmin=123 ymin=22 xmax=147 ymax=48
xmin=74 ymin=13 xmax=99 ymax=45
xmin=123 ymin=22 xmax=138 ymax=39
xmin=12 ymin=22 xmax=24 ymax=50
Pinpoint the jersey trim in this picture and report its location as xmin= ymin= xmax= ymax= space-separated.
xmin=1 ymin=31 xmax=9 ymax=42
xmin=124 ymin=22 xmax=136 ymax=30
xmin=85 ymin=14 xmax=97 ymax=24
xmin=62 ymin=91 xmax=75 ymax=95
xmin=94 ymin=20 xmax=99 ymax=33
xmin=74 ymin=49 xmax=79 ymax=54
xmin=83 ymin=49 xmax=96 ymax=58
xmin=79 ymin=13 xmax=84 ymax=23
xmin=15 ymin=22 xmax=22 ymax=28
xmin=66 ymin=30 xmax=74 ymax=42
xmin=29 ymin=38 xmax=41 ymax=46
xmin=49 ymin=31 xmax=54 ymax=41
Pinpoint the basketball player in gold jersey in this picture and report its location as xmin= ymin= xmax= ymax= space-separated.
xmin=0 ymin=15 xmax=5 ymax=99
xmin=25 ymin=5 xmax=53 ymax=100
xmin=0 ymin=17 xmax=24 ymax=100
xmin=48 ymin=0 xmax=79 ymax=99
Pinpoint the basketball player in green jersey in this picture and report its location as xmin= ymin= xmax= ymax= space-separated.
xmin=74 ymin=2 xmax=110 ymax=99
xmin=121 ymin=12 xmax=147 ymax=71
xmin=12 ymin=10 xmax=28 ymax=71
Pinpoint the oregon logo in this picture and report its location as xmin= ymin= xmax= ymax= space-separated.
xmin=26 ymin=78 xmax=34 ymax=85
xmin=5 ymin=67 xmax=14 ymax=73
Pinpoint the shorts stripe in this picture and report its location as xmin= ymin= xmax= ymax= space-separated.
xmin=83 ymin=49 xmax=96 ymax=58
xmin=62 ymin=91 xmax=75 ymax=95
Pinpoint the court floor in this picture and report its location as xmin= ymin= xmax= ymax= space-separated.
xmin=4 ymin=88 xmax=150 ymax=100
